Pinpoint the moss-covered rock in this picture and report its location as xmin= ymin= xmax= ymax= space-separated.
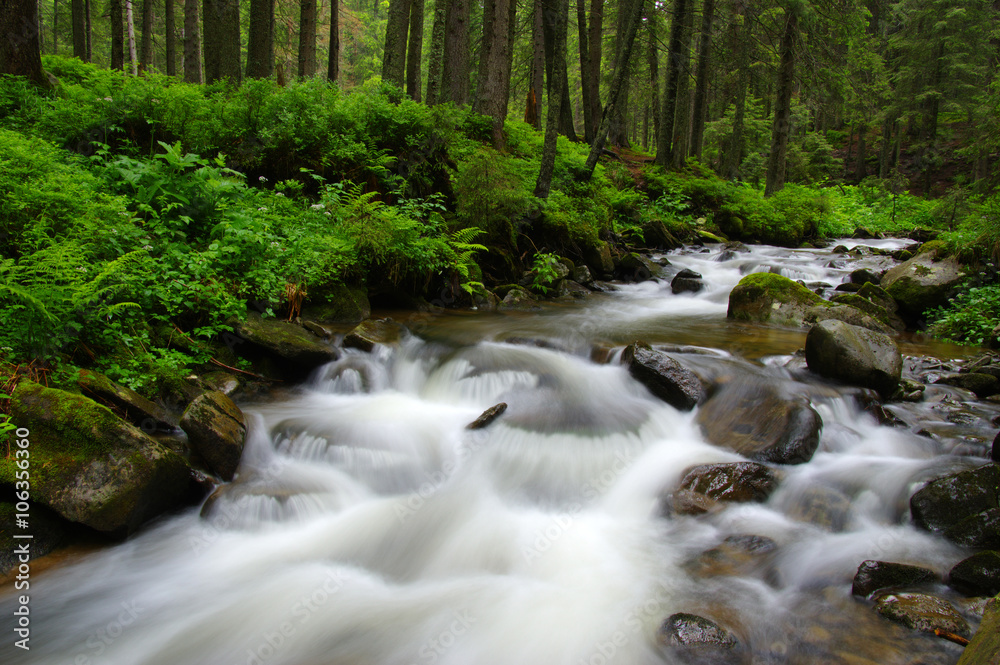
xmin=77 ymin=369 xmax=177 ymax=432
xmin=805 ymin=319 xmax=902 ymax=397
xmin=881 ymin=248 xmax=966 ymax=320
xmin=727 ymin=272 xmax=830 ymax=327
xmin=300 ymin=283 xmax=371 ymax=324
xmin=180 ymin=391 xmax=247 ymax=481
xmin=1 ymin=382 xmax=200 ymax=535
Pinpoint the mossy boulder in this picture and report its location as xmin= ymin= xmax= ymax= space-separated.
xmin=180 ymin=391 xmax=247 ymax=481
xmin=234 ymin=311 xmax=339 ymax=369
xmin=300 ymin=283 xmax=371 ymax=324
xmin=1 ymin=382 xmax=200 ymax=535
xmin=77 ymin=369 xmax=177 ymax=432
xmin=880 ymin=248 xmax=966 ymax=320
xmin=805 ymin=319 xmax=902 ymax=398
xmin=727 ymin=273 xmax=829 ymax=327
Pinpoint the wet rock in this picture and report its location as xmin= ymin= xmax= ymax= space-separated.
xmin=852 ymin=560 xmax=939 ymax=598
xmin=300 ymin=283 xmax=371 ymax=324
xmin=695 ymin=381 xmax=823 ymax=465
xmin=1 ymin=382 xmax=200 ymax=535
xmin=658 ymin=613 xmax=743 ymax=665
xmin=948 ymin=551 xmax=1000 ymax=596
xmin=881 ymin=248 xmax=966 ymax=321
xmin=180 ymin=391 xmax=248 ymax=482
xmin=934 ymin=373 xmax=1000 ymax=398
xmin=671 ymin=269 xmax=705 ymax=294
xmin=235 ymin=311 xmax=339 ymax=368
xmin=805 ymin=319 xmax=902 ymax=398
xmin=849 ymin=268 xmax=882 ymax=286
xmin=466 ymin=402 xmax=507 ymax=430
xmin=77 ymin=368 xmax=177 ymax=432
xmin=873 ymin=593 xmax=970 ymax=638
xmin=957 ymin=596 xmax=1000 ymax=665
xmin=944 ymin=507 xmax=1000 ymax=549
xmin=615 ymin=252 xmax=660 ymax=283
xmin=786 ymin=485 xmax=852 ymax=531
xmin=622 ymin=343 xmax=704 ymax=411
xmin=343 ymin=318 xmax=405 ymax=351
xmin=909 ymin=465 xmax=1000 ymax=534
xmin=498 ymin=286 xmax=539 ymax=311
xmin=677 ymin=462 xmax=780 ymax=504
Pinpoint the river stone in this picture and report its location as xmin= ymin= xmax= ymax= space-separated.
xmin=727 ymin=272 xmax=830 ymax=327
xmin=677 ymin=462 xmax=780 ymax=504
xmin=658 ymin=613 xmax=743 ymax=664
xmin=343 ymin=318 xmax=405 ymax=352
xmin=945 ymin=508 xmax=1000 ymax=549
xmin=77 ymin=368 xmax=177 ymax=432
xmin=873 ymin=593 xmax=971 ymax=638
xmin=671 ymin=269 xmax=704 ymax=295
xmin=1 ymin=381 xmax=199 ymax=535
xmin=621 ymin=343 xmax=704 ymax=411
xmin=948 ymin=551 xmax=1000 ymax=596
xmin=299 ymin=283 xmax=371 ymax=324
xmin=467 ymin=403 xmax=507 ymax=430
xmin=180 ymin=391 xmax=247 ymax=481
xmin=235 ymin=311 xmax=339 ymax=368
xmin=909 ymin=465 xmax=1000 ymax=533
xmin=852 ymin=560 xmax=939 ymax=598
xmin=881 ymin=248 xmax=966 ymax=320
xmin=805 ymin=319 xmax=902 ymax=398
xmin=957 ymin=597 xmax=1000 ymax=665
xmin=695 ymin=381 xmax=823 ymax=465
xmin=934 ymin=372 xmax=1000 ymax=398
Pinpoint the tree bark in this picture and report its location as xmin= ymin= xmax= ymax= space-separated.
xmin=656 ymin=0 xmax=689 ymax=166
xmin=71 ymin=0 xmax=86 ymax=59
xmin=406 ymin=0 xmax=424 ymax=100
xmin=442 ymin=0 xmax=471 ymax=104
xmin=183 ymin=0 xmax=201 ymax=82
xmin=425 ymin=0 xmax=446 ymax=103
xmin=139 ymin=0 xmax=153 ymax=71
xmin=382 ymin=0 xmax=410 ymax=87
xmin=126 ymin=0 xmax=138 ymax=75
xmin=583 ymin=0 xmax=643 ymax=175
xmin=527 ymin=0 xmax=544 ymax=128
xmin=0 ymin=0 xmax=51 ymax=88
xmin=327 ymin=0 xmax=340 ymax=82
xmin=535 ymin=0 xmax=568 ymax=198
xmin=246 ymin=0 xmax=275 ymax=78
xmin=298 ymin=0 xmax=317 ymax=77
xmin=473 ymin=0 xmax=515 ymax=148
xmin=166 ymin=0 xmax=177 ymax=75
xmin=690 ymin=0 xmax=715 ymax=158
xmin=764 ymin=7 xmax=797 ymax=197
xmin=111 ymin=0 xmax=125 ymax=70
xmin=203 ymin=0 xmax=241 ymax=84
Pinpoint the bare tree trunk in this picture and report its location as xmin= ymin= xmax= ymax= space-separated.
xmin=298 ymin=0 xmax=317 ymax=76
xmin=690 ymin=0 xmax=715 ymax=158
xmin=246 ymin=0 xmax=275 ymax=78
xmin=535 ymin=0 xmax=568 ymax=197
xmin=406 ymin=0 xmax=424 ymax=100
xmin=442 ymin=0 xmax=471 ymax=104
xmin=327 ymin=0 xmax=340 ymax=81
xmin=382 ymin=0 xmax=410 ymax=86
xmin=111 ymin=0 xmax=125 ymax=69
xmin=139 ymin=0 xmax=152 ymax=71
xmin=0 ymin=0 xmax=51 ymax=88
xmin=183 ymin=0 xmax=201 ymax=81
xmin=425 ymin=0 xmax=446 ymax=103
xmin=764 ymin=7 xmax=797 ymax=197
xmin=166 ymin=0 xmax=177 ymax=74
xmin=71 ymin=0 xmax=86 ymax=59
xmin=126 ymin=0 xmax=138 ymax=75
xmin=473 ymin=0 xmax=515 ymax=148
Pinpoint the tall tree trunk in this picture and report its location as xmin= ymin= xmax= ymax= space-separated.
xmin=535 ymin=0 xmax=568 ymax=198
xmin=764 ymin=7 xmax=797 ymax=197
xmin=406 ymin=0 xmax=424 ymax=100
xmin=382 ymin=0 xmax=410 ymax=87
xmin=183 ymin=0 xmax=201 ymax=82
xmin=656 ymin=0 xmax=689 ymax=166
xmin=670 ymin=0 xmax=695 ymax=167
xmin=139 ymin=0 xmax=152 ymax=71
xmin=425 ymin=0 xmax=446 ymax=103
xmin=473 ymin=0 xmax=515 ymax=148
xmin=583 ymin=0 xmax=643 ymax=175
xmin=442 ymin=0 xmax=471 ymax=104
xmin=298 ymin=0 xmax=317 ymax=76
xmin=84 ymin=0 xmax=91 ymax=60
xmin=246 ymin=0 xmax=274 ymax=78
xmin=71 ymin=0 xmax=86 ymax=59
xmin=607 ymin=0 xmax=639 ymax=148
xmin=576 ymin=0 xmax=595 ymax=142
xmin=646 ymin=3 xmax=659 ymax=151
xmin=111 ymin=0 xmax=125 ymax=69
xmin=586 ymin=0 xmax=602 ymax=138
xmin=327 ymin=0 xmax=340 ymax=81
xmin=690 ymin=0 xmax=715 ymax=158
xmin=203 ymin=0 xmax=241 ymax=83
xmin=526 ymin=0 xmax=544 ymax=128
xmin=0 ymin=0 xmax=51 ymax=88
xmin=126 ymin=0 xmax=138 ymax=75
xmin=165 ymin=0 xmax=176 ymax=74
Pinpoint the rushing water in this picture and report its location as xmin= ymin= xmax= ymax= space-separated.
xmin=4 ymin=241 xmax=991 ymax=665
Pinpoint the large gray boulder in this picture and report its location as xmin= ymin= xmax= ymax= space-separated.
xmin=805 ymin=319 xmax=902 ymax=398
xmin=235 ymin=311 xmax=339 ymax=368
xmin=180 ymin=391 xmax=248 ymax=481
xmin=695 ymin=381 xmax=823 ymax=464
xmin=881 ymin=247 xmax=965 ymax=320
xmin=622 ymin=343 xmax=704 ymax=411
xmin=1 ymin=382 xmax=199 ymax=535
